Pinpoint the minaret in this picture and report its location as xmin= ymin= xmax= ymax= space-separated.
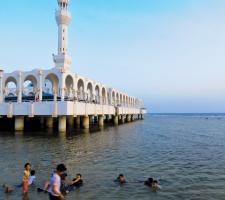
xmin=53 ymin=0 xmax=72 ymax=70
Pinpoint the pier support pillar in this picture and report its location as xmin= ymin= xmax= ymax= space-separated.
xmin=141 ymin=114 xmax=144 ymax=120
xmin=40 ymin=117 xmax=45 ymax=128
xmin=82 ymin=115 xmax=90 ymax=129
xmin=76 ymin=116 xmax=81 ymax=128
xmin=121 ymin=115 xmax=125 ymax=124
xmin=126 ymin=114 xmax=131 ymax=123
xmin=98 ymin=115 xmax=104 ymax=127
xmin=58 ymin=116 xmax=67 ymax=132
xmin=131 ymin=114 xmax=134 ymax=122
xmin=94 ymin=116 xmax=98 ymax=124
xmin=105 ymin=115 xmax=110 ymax=123
xmin=46 ymin=117 xmax=54 ymax=128
xmin=114 ymin=115 xmax=119 ymax=126
xmin=138 ymin=114 xmax=140 ymax=120
xmin=89 ymin=115 xmax=94 ymax=124
xmin=67 ymin=116 xmax=74 ymax=128
xmin=15 ymin=116 xmax=24 ymax=131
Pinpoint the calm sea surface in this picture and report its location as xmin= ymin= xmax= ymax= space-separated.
xmin=1 ymin=114 xmax=225 ymax=200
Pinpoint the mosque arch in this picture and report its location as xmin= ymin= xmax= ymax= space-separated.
xmin=77 ymin=78 xmax=85 ymax=101
xmin=87 ymin=82 xmax=93 ymax=102
xmin=4 ymin=77 xmax=17 ymax=97
xmin=101 ymin=87 xmax=107 ymax=104
xmin=43 ymin=73 xmax=59 ymax=100
xmin=23 ymin=75 xmax=38 ymax=97
xmin=65 ymin=75 xmax=74 ymax=98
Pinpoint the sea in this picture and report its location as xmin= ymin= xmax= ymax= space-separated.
xmin=0 ymin=113 xmax=225 ymax=200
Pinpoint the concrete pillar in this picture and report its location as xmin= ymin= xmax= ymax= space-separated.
xmin=98 ymin=115 xmax=104 ymax=127
xmin=40 ymin=117 xmax=45 ymax=128
xmin=105 ymin=115 xmax=109 ymax=123
xmin=121 ymin=115 xmax=125 ymax=124
xmin=141 ymin=114 xmax=144 ymax=120
xmin=58 ymin=116 xmax=67 ymax=132
xmin=138 ymin=114 xmax=140 ymax=120
xmin=76 ymin=116 xmax=81 ymax=127
xmin=46 ymin=117 xmax=54 ymax=128
xmin=131 ymin=114 xmax=134 ymax=121
xmin=114 ymin=115 xmax=119 ymax=126
xmin=82 ymin=115 xmax=89 ymax=129
xmin=15 ymin=116 xmax=24 ymax=131
xmin=94 ymin=116 xmax=98 ymax=124
xmin=126 ymin=114 xmax=131 ymax=122
xmin=67 ymin=116 xmax=74 ymax=128
xmin=89 ymin=115 xmax=93 ymax=124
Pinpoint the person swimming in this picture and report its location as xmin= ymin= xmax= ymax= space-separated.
xmin=152 ymin=180 xmax=161 ymax=189
xmin=144 ymin=178 xmax=153 ymax=187
xmin=144 ymin=178 xmax=161 ymax=190
xmin=2 ymin=184 xmax=14 ymax=193
xmin=115 ymin=174 xmax=126 ymax=184
xmin=71 ymin=174 xmax=83 ymax=187
xmin=62 ymin=173 xmax=83 ymax=194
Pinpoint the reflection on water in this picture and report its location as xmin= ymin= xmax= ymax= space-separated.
xmin=1 ymin=114 xmax=225 ymax=200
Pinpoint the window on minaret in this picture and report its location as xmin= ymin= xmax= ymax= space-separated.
xmin=63 ymin=37 xmax=65 ymax=40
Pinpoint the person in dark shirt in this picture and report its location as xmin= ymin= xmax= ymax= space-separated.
xmin=71 ymin=174 xmax=83 ymax=187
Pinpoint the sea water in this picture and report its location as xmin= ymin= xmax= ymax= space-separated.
xmin=0 ymin=114 xmax=225 ymax=200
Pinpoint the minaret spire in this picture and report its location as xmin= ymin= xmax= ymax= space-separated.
xmin=53 ymin=0 xmax=72 ymax=70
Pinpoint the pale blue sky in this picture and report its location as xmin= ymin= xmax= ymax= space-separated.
xmin=0 ymin=0 xmax=225 ymax=113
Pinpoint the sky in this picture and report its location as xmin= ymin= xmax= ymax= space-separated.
xmin=0 ymin=0 xmax=225 ymax=113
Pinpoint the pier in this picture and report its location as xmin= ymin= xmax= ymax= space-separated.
xmin=0 ymin=0 xmax=146 ymax=132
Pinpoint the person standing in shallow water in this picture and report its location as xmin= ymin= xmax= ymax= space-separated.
xmin=48 ymin=164 xmax=67 ymax=200
xmin=23 ymin=163 xmax=31 ymax=195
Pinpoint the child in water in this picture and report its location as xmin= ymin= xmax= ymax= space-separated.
xmin=28 ymin=170 xmax=36 ymax=185
xmin=144 ymin=178 xmax=161 ymax=190
xmin=23 ymin=163 xmax=31 ymax=194
xmin=115 ymin=174 xmax=126 ymax=184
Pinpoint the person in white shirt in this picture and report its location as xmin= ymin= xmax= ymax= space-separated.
xmin=48 ymin=164 xmax=67 ymax=200
xmin=28 ymin=170 xmax=36 ymax=185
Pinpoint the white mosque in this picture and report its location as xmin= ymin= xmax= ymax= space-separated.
xmin=0 ymin=0 xmax=146 ymax=132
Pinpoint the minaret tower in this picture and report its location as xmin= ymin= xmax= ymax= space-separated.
xmin=53 ymin=0 xmax=72 ymax=70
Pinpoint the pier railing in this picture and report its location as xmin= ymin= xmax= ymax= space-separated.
xmin=3 ymin=90 xmax=142 ymax=109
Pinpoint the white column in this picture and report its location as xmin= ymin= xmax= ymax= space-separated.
xmin=18 ymin=72 xmax=22 ymax=103
xmin=60 ymin=70 xmax=65 ymax=101
xmin=38 ymin=70 xmax=43 ymax=101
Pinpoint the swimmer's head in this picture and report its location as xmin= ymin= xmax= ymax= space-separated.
xmin=76 ymin=174 xmax=82 ymax=179
xmin=31 ymin=170 xmax=35 ymax=176
xmin=117 ymin=174 xmax=126 ymax=183
xmin=144 ymin=177 xmax=153 ymax=186
xmin=152 ymin=180 xmax=158 ymax=188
